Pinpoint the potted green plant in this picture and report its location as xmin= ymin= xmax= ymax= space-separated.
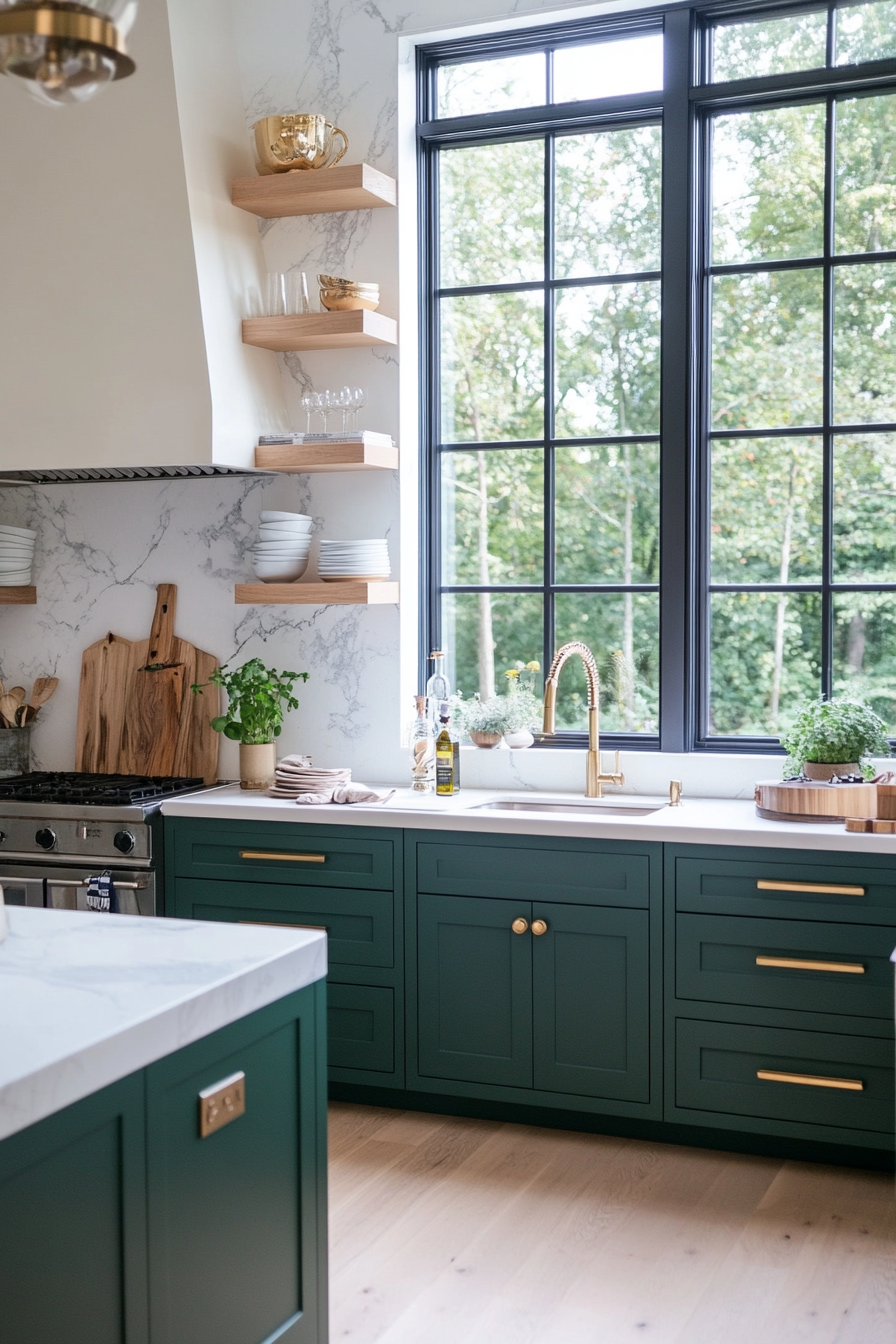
xmin=450 ymin=692 xmax=507 ymax=748
xmin=780 ymin=697 xmax=890 ymax=781
xmin=193 ymin=657 xmax=308 ymax=789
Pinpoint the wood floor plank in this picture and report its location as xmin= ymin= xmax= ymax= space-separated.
xmin=327 ymin=1104 xmax=896 ymax=1344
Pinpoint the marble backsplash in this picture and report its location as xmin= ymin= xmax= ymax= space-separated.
xmin=0 ymin=475 xmax=402 ymax=782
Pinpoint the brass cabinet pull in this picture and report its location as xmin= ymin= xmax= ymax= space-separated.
xmin=757 ymin=1069 xmax=864 ymax=1092
xmin=199 ymin=1071 xmax=246 ymax=1137
xmin=531 ymin=919 xmax=548 ymax=936
xmin=757 ymin=879 xmax=864 ymax=897
xmin=239 ymin=920 xmax=327 ymax=932
xmin=239 ymin=850 xmax=326 ymax=863
xmin=511 ymin=917 xmax=529 ymax=935
xmin=755 ymin=955 xmax=865 ymax=975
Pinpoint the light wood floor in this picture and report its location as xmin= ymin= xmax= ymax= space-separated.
xmin=328 ymin=1102 xmax=896 ymax=1343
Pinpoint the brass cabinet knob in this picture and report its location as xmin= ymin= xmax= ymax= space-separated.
xmin=531 ymin=919 xmax=548 ymax=936
xmin=511 ymin=917 xmax=529 ymax=935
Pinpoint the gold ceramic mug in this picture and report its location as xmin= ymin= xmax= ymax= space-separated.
xmin=254 ymin=114 xmax=349 ymax=174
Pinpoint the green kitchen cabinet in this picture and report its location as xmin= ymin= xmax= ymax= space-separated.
xmin=407 ymin=830 xmax=662 ymax=1118
xmin=0 ymin=984 xmax=328 ymax=1344
xmin=166 ymin=817 xmax=405 ymax=1089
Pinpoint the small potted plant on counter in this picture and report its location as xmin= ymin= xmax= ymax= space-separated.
xmin=451 ymin=692 xmax=507 ymax=748
xmin=193 ymin=657 xmax=308 ymax=789
xmin=780 ymin=696 xmax=890 ymax=781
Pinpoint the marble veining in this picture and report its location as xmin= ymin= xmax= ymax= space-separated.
xmin=0 ymin=906 xmax=326 ymax=1141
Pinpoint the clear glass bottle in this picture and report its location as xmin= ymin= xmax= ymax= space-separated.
xmin=425 ymin=651 xmax=450 ymax=715
xmin=435 ymin=703 xmax=461 ymax=795
xmin=410 ymin=695 xmax=436 ymax=793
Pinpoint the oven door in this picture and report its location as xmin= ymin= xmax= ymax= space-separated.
xmin=45 ymin=865 xmax=156 ymax=916
xmin=0 ymin=866 xmax=46 ymax=907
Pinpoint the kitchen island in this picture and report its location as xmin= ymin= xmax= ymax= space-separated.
xmin=163 ymin=786 xmax=896 ymax=1171
xmin=0 ymin=907 xmax=328 ymax=1344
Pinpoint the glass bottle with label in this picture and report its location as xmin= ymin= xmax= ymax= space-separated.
xmin=410 ymin=695 xmax=436 ymax=793
xmin=435 ymin=703 xmax=461 ymax=795
xmin=425 ymin=651 xmax=450 ymax=717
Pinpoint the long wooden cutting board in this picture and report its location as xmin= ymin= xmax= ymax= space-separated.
xmin=76 ymin=584 xmax=220 ymax=782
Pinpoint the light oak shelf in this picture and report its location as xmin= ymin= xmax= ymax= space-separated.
xmin=255 ymin=441 xmax=398 ymax=473
xmin=232 ymin=163 xmax=397 ymax=219
xmin=235 ymin=581 xmax=399 ymax=606
xmin=0 ymin=586 xmax=36 ymax=605
xmin=242 ymin=310 xmax=397 ymax=352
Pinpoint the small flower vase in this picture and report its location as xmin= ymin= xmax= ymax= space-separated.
xmin=470 ymin=730 xmax=502 ymax=749
xmin=503 ymin=728 xmax=534 ymax=749
xmin=239 ymin=741 xmax=276 ymax=790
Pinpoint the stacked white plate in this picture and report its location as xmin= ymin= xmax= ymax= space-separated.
xmin=0 ymin=523 xmax=36 ymax=586
xmin=251 ymin=510 xmax=313 ymax=583
xmin=318 ymin=538 xmax=390 ymax=582
xmin=269 ymin=762 xmax=352 ymax=799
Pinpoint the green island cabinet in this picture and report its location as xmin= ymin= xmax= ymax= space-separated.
xmin=165 ymin=817 xmax=896 ymax=1165
xmin=0 ymin=986 xmax=328 ymax=1344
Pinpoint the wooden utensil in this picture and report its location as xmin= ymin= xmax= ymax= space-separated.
xmin=8 ymin=686 xmax=26 ymax=707
xmin=31 ymin=676 xmax=58 ymax=709
xmin=119 ymin=585 xmax=186 ymax=776
xmin=76 ymin=584 xmax=220 ymax=782
xmin=15 ymin=704 xmax=36 ymax=726
xmin=0 ymin=693 xmax=20 ymax=728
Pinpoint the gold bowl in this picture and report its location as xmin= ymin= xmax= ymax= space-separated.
xmin=254 ymin=114 xmax=349 ymax=174
xmin=320 ymin=290 xmax=380 ymax=312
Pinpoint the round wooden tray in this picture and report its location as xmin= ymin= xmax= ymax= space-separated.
xmin=754 ymin=778 xmax=877 ymax=823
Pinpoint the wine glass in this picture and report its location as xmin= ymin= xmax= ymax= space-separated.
xmin=301 ymin=393 xmax=314 ymax=435
xmin=350 ymin=386 xmax=367 ymax=432
xmin=337 ymin=386 xmax=353 ymax=436
xmin=309 ymin=391 xmax=324 ymax=433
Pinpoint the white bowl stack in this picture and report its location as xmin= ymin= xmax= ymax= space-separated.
xmin=318 ymin=538 xmax=391 ymax=582
xmin=0 ymin=523 xmax=36 ymax=586
xmin=251 ymin=511 xmax=313 ymax=583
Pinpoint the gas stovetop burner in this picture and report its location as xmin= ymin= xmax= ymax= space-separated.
xmin=0 ymin=772 xmax=206 ymax=807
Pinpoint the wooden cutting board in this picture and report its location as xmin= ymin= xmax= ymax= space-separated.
xmin=76 ymin=584 xmax=220 ymax=782
xmin=754 ymin=778 xmax=878 ymax=823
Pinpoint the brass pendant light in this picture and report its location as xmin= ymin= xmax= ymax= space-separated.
xmin=0 ymin=1 xmax=136 ymax=105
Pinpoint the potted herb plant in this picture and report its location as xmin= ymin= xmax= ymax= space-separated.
xmin=451 ymin=692 xmax=507 ymax=748
xmin=780 ymin=697 xmax=890 ymax=781
xmin=193 ymin=657 xmax=308 ymax=789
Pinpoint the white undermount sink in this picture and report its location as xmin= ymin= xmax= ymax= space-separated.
xmin=470 ymin=799 xmax=666 ymax=817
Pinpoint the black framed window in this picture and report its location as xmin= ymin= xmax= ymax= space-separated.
xmin=418 ymin=0 xmax=896 ymax=750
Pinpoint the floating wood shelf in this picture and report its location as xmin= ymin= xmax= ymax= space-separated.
xmin=242 ymin=310 xmax=397 ymax=352
xmin=0 ymin=586 xmax=36 ymax=605
xmin=235 ymin=581 xmax=399 ymax=606
xmin=232 ymin=163 xmax=397 ymax=219
xmin=255 ymin=441 xmax=398 ymax=473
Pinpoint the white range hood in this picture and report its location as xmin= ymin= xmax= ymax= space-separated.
xmin=0 ymin=0 xmax=286 ymax=481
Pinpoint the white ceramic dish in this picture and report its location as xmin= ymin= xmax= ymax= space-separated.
xmin=258 ymin=520 xmax=313 ymax=533
xmin=0 ymin=573 xmax=32 ymax=585
xmin=0 ymin=549 xmax=34 ymax=560
xmin=320 ymin=574 xmax=389 ymax=583
xmin=251 ymin=543 xmax=312 ymax=555
xmin=259 ymin=511 xmax=312 ymax=523
xmin=0 ymin=524 xmax=36 ymax=539
xmin=251 ymin=559 xmax=309 ymax=582
xmin=0 ymin=558 xmax=32 ymax=572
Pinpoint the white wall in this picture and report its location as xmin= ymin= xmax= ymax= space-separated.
xmin=0 ymin=0 xmax=777 ymax=798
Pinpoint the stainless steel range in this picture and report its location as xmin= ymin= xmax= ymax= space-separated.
xmin=0 ymin=773 xmax=211 ymax=916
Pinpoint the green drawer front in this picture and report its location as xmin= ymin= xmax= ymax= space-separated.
xmin=417 ymin=841 xmax=649 ymax=907
xmin=675 ymin=855 xmax=896 ymax=924
xmin=179 ymin=878 xmax=393 ymax=968
xmin=328 ymin=984 xmax=394 ymax=1073
xmin=173 ymin=824 xmax=393 ymax=890
xmin=676 ymin=1018 xmax=895 ymax=1134
xmin=676 ymin=913 xmax=896 ymax=1020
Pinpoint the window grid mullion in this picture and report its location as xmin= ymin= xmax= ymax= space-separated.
xmin=544 ymin=133 xmax=556 ymax=684
xmin=822 ymin=91 xmax=836 ymax=700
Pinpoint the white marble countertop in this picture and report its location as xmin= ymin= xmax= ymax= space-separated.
xmin=163 ymin=784 xmax=896 ymax=855
xmin=0 ymin=908 xmax=327 ymax=1143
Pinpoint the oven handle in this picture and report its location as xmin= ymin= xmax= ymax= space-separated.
xmin=46 ymin=878 xmax=146 ymax=890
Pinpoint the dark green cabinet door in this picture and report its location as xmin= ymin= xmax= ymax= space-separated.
xmin=0 ymin=1073 xmax=148 ymax=1344
xmin=417 ymin=893 xmax=533 ymax=1087
xmin=146 ymin=986 xmax=327 ymax=1344
xmin=533 ymin=903 xmax=650 ymax=1102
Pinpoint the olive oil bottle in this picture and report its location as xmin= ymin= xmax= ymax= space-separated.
xmin=435 ymin=704 xmax=460 ymax=795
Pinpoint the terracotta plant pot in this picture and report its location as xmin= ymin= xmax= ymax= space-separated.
xmin=801 ymin=760 xmax=860 ymax=780
xmin=239 ymin=741 xmax=276 ymax=790
xmin=469 ymin=730 xmax=502 ymax=749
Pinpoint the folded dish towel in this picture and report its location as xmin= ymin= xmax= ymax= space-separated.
xmin=293 ymin=785 xmax=396 ymax=806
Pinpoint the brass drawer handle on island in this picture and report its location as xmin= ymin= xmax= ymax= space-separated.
xmin=199 ymin=1070 xmax=246 ymax=1137
xmin=512 ymin=917 xmax=529 ymax=935
xmin=756 ymin=879 xmax=865 ymax=897
xmin=239 ymin=850 xmax=326 ymax=864
xmin=756 ymin=1069 xmax=864 ymax=1092
xmin=531 ymin=919 xmax=549 ymax=936
xmin=755 ymin=955 xmax=866 ymax=975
